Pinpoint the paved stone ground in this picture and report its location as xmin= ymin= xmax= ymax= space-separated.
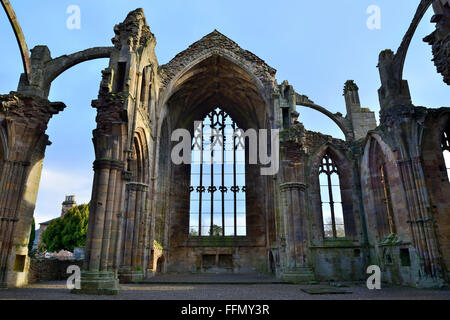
xmin=0 ymin=280 xmax=449 ymax=300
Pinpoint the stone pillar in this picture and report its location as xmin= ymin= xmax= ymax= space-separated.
xmin=119 ymin=182 xmax=148 ymax=282
xmin=75 ymin=131 xmax=124 ymax=295
xmin=0 ymin=93 xmax=64 ymax=288
xmin=279 ymin=182 xmax=315 ymax=283
xmin=398 ymin=157 xmax=445 ymax=286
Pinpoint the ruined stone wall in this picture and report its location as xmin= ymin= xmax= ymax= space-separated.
xmin=28 ymin=258 xmax=83 ymax=284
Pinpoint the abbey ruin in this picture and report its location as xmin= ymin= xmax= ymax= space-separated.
xmin=0 ymin=0 xmax=449 ymax=294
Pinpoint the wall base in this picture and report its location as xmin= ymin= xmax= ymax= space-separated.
xmin=72 ymin=271 xmax=119 ymax=295
xmin=281 ymin=267 xmax=316 ymax=284
xmin=119 ymin=270 xmax=144 ymax=283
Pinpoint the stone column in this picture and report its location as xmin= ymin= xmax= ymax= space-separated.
xmin=119 ymin=182 xmax=148 ymax=282
xmin=279 ymin=182 xmax=315 ymax=283
xmin=279 ymin=182 xmax=309 ymax=266
xmin=0 ymin=93 xmax=64 ymax=288
xmin=76 ymin=158 xmax=123 ymax=295
xmin=76 ymin=129 xmax=124 ymax=294
xmin=398 ymin=157 xmax=444 ymax=286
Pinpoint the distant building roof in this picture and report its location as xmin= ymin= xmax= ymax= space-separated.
xmin=40 ymin=218 xmax=56 ymax=226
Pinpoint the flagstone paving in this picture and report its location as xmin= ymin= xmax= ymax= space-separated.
xmin=0 ymin=281 xmax=448 ymax=300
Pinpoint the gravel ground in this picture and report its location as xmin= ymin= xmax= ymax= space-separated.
xmin=0 ymin=281 xmax=449 ymax=300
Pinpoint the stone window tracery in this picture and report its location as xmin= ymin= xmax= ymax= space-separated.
xmin=189 ymin=108 xmax=246 ymax=237
xmin=319 ymin=152 xmax=345 ymax=239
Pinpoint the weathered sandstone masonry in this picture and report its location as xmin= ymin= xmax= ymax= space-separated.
xmin=0 ymin=1 xmax=448 ymax=293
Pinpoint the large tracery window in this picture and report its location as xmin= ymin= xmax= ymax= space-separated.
xmin=319 ymin=152 xmax=345 ymax=239
xmin=189 ymin=108 xmax=246 ymax=237
xmin=442 ymin=125 xmax=450 ymax=182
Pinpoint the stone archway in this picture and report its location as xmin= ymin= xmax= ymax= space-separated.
xmin=155 ymin=35 xmax=277 ymax=274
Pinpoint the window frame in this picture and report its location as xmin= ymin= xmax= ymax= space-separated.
xmin=189 ymin=108 xmax=246 ymax=237
xmin=319 ymin=151 xmax=345 ymax=239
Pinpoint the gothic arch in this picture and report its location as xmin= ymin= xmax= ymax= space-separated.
xmin=157 ymin=30 xmax=277 ymax=130
xmin=308 ymin=143 xmax=358 ymax=241
xmin=159 ymin=56 xmax=270 ymax=133
xmin=361 ymin=134 xmax=409 ymax=242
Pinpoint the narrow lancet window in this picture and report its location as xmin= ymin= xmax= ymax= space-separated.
xmin=319 ymin=152 xmax=345 ymax=238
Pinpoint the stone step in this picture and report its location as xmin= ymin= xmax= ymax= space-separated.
xmin=281 ymin=267 xmax=316 ymax=284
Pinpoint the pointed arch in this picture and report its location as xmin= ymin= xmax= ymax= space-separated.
xmin=361 ymin=134 xmax=407 ymax=242
xmin=308 ymin=143 xmax=358 ymax=240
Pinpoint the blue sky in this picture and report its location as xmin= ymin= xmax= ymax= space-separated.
xmin=0 ymin=1 xmax=448 ymax=225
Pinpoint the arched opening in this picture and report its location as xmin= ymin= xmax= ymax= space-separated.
xmin=295 ymin=106 xmax=346 ymax=140
xmin=368 ymin=138 xmax=396 ymax=239
xmin=156 ymin=255 xmax=165 ymax=273
xmin=268 ymin=251 xmax=275 ymax=274
xmin=319 ymin=151 xmax=345 ymax=239
xmin=309 ymin=145 xmax=358 ymax=242
xmin=34 ymin=59 xmax=108 ymax=228
xmin=159 ymin=53 xmax=273 ymax=273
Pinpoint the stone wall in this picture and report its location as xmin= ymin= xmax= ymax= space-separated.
xmin=28 ymin=259 xmax=83 ymax=284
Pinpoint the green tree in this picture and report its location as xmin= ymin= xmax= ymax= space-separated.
xmin=41 ymin=203 xmax=89 ymax=252
xmin=28 ymin=218 xmax=35 ymax=254
xmin=209 ymin=224 xmax=223 ymax=237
